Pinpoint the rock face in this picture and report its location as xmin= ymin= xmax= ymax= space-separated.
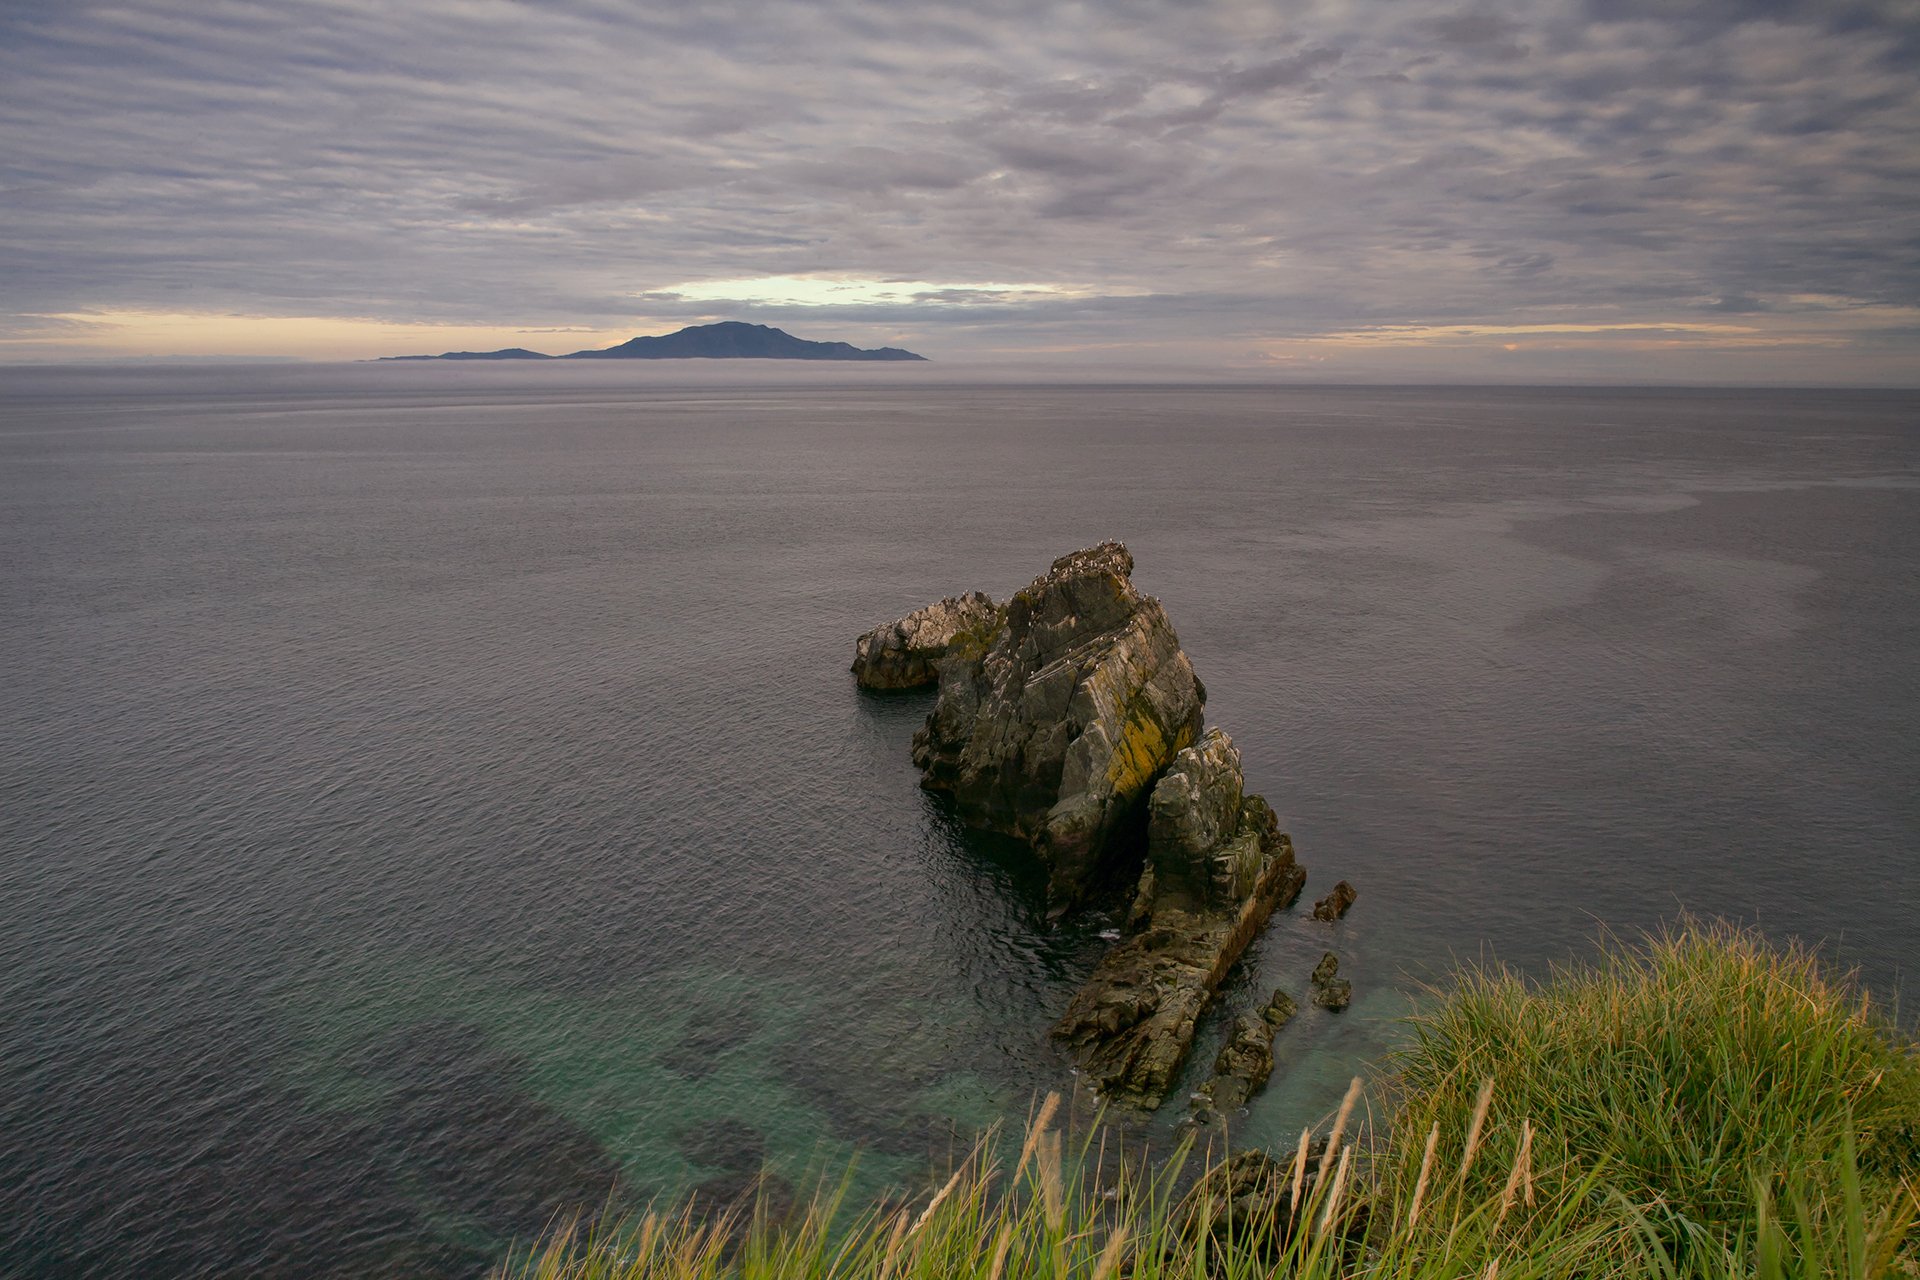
xmin=1053 ymin=733 xmax=1306 ymax=1110
xmin=912 ymin=543 xmax=1207 ymax=905
xmin=1141 ymin=728 xmax=1244 ymax=910
xmin=1131 ymin=728 xmax=1291 ymax=923
xmin=851 ymin=592 xmax=999 ymax=690
xmin=1311 ymin=880 xmax=1357 ymax=921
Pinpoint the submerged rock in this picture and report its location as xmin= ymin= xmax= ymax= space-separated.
xmin=675 ymin=1118 xmax=768 ymax=1173
xmin=913 ymin=542 xmax=1206 ymax=905
xmin=851 ymin=591 xmax=1000 ymax=690
xmin=1311 ymin=880 xmax=1357 ymax=921
xmin=687 ymin=1169 xmax=800 ymax=1244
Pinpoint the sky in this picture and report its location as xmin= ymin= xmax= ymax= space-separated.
xmin=2 ymin=0 xmax=1917 ymax=381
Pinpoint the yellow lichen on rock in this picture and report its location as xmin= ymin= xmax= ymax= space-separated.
xmin=1105 ymin=701 xmax=1173 ymax=795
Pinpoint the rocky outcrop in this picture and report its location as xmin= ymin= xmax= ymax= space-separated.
xmin=851 ymin=592 xmax=999 ymax=690
xmin=1311 ymin=953 xmax=1352 ymax=1010
xmin=1199 ymin=1015 xmax=1276 ymax=1113
xmin=1053 ymin=732 xmax=1306 ymax=1110
xmin=1311 ymin=880 xmax=1357 ymax=921
xmin=912 ymin=543 xmax=1206 ymax=905
xmin=852 ymin=544 xmax=1313 ymax=1113
xmin=1263 ymin=987 xmax=1299 ymax=1029
xmin=1192 ymin=989 xmax=1297 ymax=1120
xmin=1139 ymin=728 xmax=1244 ymax=911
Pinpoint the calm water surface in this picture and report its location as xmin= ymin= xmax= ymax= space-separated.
xmin=2 ymin=369 xmax=1915 ymax=1276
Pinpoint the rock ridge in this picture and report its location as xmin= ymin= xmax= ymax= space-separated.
xmin=1053 ymin=763 xmax=1305 ymax=1110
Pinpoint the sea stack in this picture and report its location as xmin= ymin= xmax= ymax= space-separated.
xmin=854 ymin=543 xmax=1307 ymax=1111
xmin=910 ymin=542 xmax=1206 ymax=907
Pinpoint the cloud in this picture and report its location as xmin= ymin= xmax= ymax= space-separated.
xmin=0 ymin=0 xmax=1914 ymax=378
xmin=1141 ymin=47 xmax=1344 ymax=127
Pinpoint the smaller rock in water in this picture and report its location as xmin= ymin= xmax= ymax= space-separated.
xmin=850 ymin=591 xmax=999 ymax=690
xmin=1198 ymin=1013 xmax=1279 ymax=1112
xmin=1193 ymin=988 xmax=1300 ymax=1118
xmin=1311 ymin=880 xmax=1357 ymax=921
xmin=1310 ymin=952 xmax=1352 ymax=1011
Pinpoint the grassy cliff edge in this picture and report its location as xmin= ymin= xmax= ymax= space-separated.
xmin=504 ymin=922 xmax=1919 ymax=1279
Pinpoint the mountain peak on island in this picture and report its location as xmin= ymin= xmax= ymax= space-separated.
xmin=380 ymin=322 xmax=927 ymax=362
xmin=565 ymin=321 xmax=926 ymax=361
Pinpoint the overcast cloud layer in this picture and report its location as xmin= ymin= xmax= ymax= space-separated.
xmin=2 ymin=0 xmax=1917 ymax=379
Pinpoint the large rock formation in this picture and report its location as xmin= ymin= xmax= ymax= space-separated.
xmin=911 ymin=543 xmax=1206 ymax=905
xmin=852 ymin=545 xmax=1311 ymax=1113
xmin=1053 ymin=730 xmax=1306 ymax=1110
xmin=851 ymin=592 xmax=999 ymax=690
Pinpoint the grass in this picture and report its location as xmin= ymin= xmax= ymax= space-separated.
xmin=1387 ymin=920 xmax=1920 ymax=1271
xmin=499 ymin=921 xmax=1920 ymax=1279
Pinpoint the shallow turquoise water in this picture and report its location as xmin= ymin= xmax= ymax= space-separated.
xmin=2 ymin=370 xmax=1915 ymax=1276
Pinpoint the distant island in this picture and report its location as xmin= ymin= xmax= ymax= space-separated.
xmin=381 ymin=321 xmax=927 ymax=362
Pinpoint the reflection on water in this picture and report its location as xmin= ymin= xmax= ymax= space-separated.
xmin=2 ymin=373 xmax=1915 ymax=1275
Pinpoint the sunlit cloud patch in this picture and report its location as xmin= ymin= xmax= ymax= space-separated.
xmin=643 ymin=276 xmax=1129 ymax=308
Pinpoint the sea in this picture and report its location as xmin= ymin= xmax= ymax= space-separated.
xmin=2 ymin=366 xmax=1915 ymax=1277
